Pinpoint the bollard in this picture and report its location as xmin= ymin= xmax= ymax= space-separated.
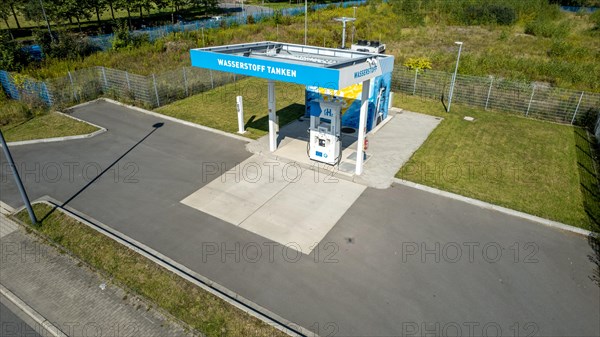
xmin=236 ymin=96 xmax=246 ymax=134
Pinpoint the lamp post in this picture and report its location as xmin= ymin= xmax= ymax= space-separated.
xmin=351 ymin=6 xmax=357 ymax=44
xmin=0 ymin=130 xmax=37 ymax=224
xmin=334 ymin=17 xmax=356 ymax=49
xmin=304 ymin=0 xmax=307 ymax=45
xmin=447 ymin=41 xmax=463 ymax=113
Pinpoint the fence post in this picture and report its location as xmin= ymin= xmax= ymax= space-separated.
xmin=67 ymin=71 xmax=77 ymax=101
xmin=525 ymin=85 xmax=536 ymax=117
xmin=183 ymin=67 xmax=189 ymax=97
xmin=571 ymin=91 xmax=585 ymax=125
xmin=101 ymin=66 xmax=108 ymax=89
xmin=412 ymin=68 xmax=418 ymax=95
xmin=210 ymin=70 xmax=214 ymax=89
xmin=152 ymin=74 xmax=160 ymax=107
xmin=485 ymin=76 xmax=494 ymax=110
xmin=125 ymin=71 xmax=131 ymax=91
xmin=233 ymin=73 xmax=237 ymax=82
xmin=42 ymin=82 xmax=53 ymax=106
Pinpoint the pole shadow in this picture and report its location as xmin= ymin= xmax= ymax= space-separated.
xmin=39 ymin=122 xmax=164 ymax=223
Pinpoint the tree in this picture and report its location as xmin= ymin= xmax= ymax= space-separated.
xmin=0 ymin=2 xmax=12 ymax=31
xmin=6 ymin=0 xmax=22 ymax=29
xmin=21 ymin=0 xmax=47 ymax=28
xmin=189 ymin=0 xmax=218 ymax=13
xmin=114 ymin=0 xmax=134 ymax=25
xmin=0 ymin=31 xmax=30 ymax=71
xmin=89 ymin=0 xmax=108 ymax=23
xmin=106 ymin=0 xmax=116 ymax=20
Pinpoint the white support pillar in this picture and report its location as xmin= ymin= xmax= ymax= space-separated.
xmin=268 ymin=80 xmax=277 ymax=152
xmin=355 ymin=79 xmax=371 ymax=175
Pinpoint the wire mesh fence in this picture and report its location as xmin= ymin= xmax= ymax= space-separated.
xmin=2 ymin=63 xmax=599 ymax=142
xmin=0 ymin=66 xmax=239 ymax=110
xmin=392 ymin=67 xmax=600 ymax=128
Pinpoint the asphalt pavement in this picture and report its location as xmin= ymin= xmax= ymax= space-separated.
xmin=1 ymin=100 xmax=598 ymax=336
xmin=0 ymin=301 xmax=43 ymax=337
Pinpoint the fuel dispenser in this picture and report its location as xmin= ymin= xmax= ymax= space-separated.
xmin=307 ymin=100 xmax=343 ymax=165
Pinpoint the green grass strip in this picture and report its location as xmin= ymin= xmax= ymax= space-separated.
xmin=394 ymin=93 xmax=599 ymax=231
xmin=15 ymin=203 xmax=288 ymax=337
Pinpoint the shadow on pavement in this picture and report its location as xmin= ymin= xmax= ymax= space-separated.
xmin=39 ymin=122 xmax=164 ymax=222
xmin=244 ymin=103 xmax=305 ymax=132
xmin=573 ymin=126 xmax=600 ymax=286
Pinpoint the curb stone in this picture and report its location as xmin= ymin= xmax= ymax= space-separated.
xmin=5 ymin=111 xmax=106 ymax=147
xmin=1 ymin=270 xmax=68 ymax=337
xmin=21 ymin=197 xmax=310 ymax=337
xmin=100 ymin=98 xmax=252 ymax=143
xmin=393 ymin=178 xmax=597 ymax=237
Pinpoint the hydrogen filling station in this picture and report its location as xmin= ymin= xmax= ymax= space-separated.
xmin=190 ymin=41 xmax=394 ymax=175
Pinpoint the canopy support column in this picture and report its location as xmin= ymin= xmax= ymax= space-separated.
xmin=355 ymin=78 xmax=371 ymax=175
xmin=268 ymin=80 xmax=277 ymax=152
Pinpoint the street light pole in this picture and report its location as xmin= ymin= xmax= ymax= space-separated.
xmin=304 ymin=0 xmax=307 ymax=45
xmin=334 ymin=17 xmax=355 ymax=49
xmin=352 ymin=7 xmax=357 ymax=45
xmin=0 ymin=130 xmax=37 ymax=224
xmin=447 ymin=41 xmax=463 ymax=113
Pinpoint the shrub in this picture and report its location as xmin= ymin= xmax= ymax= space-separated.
xmin=0 ymin=32 xmax=31 ymax=71
xmin=525 ymin=19 xmax=571 ymax=38
xmin=0 ymin=99 xmax=47 ymax=128
xmin=465 ymin=4 xmax=517 ymax=26
xmin=247 ymin=15 xmax=255 ymax=25
xmin=51 ymin=33 xmax=99 ymax=60
xmin=591 ymin=10 xmax=600 ymax=30
xmin=112 ymin=22 xmax=149 ymax=51
xmin=547 ymin=39 xmax=570 ymax=58
xmin=403 ymin=57 xmax=432 ymax=72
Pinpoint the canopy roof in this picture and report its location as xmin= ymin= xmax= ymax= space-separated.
xmin=190 ymin=41 xmax=394 ymax=90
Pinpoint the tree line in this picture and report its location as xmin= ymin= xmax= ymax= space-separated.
xmin=0 ymin=0 xmax=219 ymax=30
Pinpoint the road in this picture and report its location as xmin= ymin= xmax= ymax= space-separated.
xmin=0 ymin=301 xmax=43 ymax=337
xmin=1 ymin=101 xmax=598 ymax=336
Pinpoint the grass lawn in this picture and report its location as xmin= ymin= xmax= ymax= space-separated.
xmin=0 ymin=100 xmax=99 ymax=142
xmin=394 ymin=93 xmax=599 ymax=231
xmin=15 ymin=203 xmax=287 ymax=337
xmin=156 ymin=77 xmax=305 ymax=139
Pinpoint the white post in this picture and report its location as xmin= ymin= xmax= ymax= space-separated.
xmin=412 ymin=68 xmax=418 ymax=95
xmin=236 ymin=95 xmax=245 ymax=134
xmin=125 ymin=71 xmax=131 ymax=91
xmin=485 ymin=76 xmax=493 ymax=110
xmin=525 ymin=85 xmax=535 ymax=116
xmin=67 ymin=71 xmax=77 ymax=101
xmin=388 ymin=92 xmax=394 ymax=110
xmin=268 ymin=80 xmax=277 ymax=152
xmin=183 ymin=67 xmax=188 ymax=96
xmin=152 ymin=74 xmax=160 ymax=107
xmin=447 ymin=41 xmax=463 ymax=113
xmin=341 ymin=20 xmax=347 ymax=49
xmin=571 ymin=92 xmax=584 ymax=125
xmin=101 ymin=66 xmax=108 ymax=89
xmin=304 ymin=0 xmax=308 ymax=45
xmin=355 ymin=79 xmax=371 ymax=175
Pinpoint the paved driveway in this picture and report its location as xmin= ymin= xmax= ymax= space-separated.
xmin=1 ymin=101 xmax=598 ymax=336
